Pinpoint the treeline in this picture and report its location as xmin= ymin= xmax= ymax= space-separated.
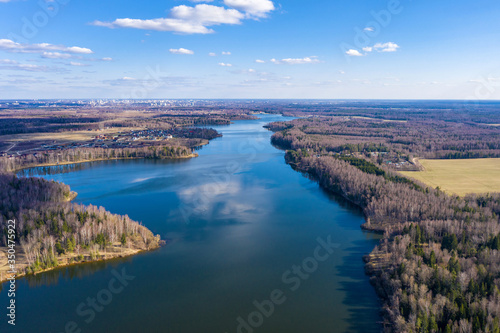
xmin=273 ymin=123 xmax=500 ymax=332
xmin=0 ymin=116 xmax=103 ymax=136
xmin=0 ymin=145 xmax=193 ymax=172
xmin=261 ymin=100 xmax=500 ymax=125
xmin=270 ymin=117 xmax=500 ymax=160
xmin=0 ymin=174 xmax=160 ymax=275
xmin=285 ymin=150 xmax=495 ymax=229
xmin=172 ymin=127 xmax=221 ymax=140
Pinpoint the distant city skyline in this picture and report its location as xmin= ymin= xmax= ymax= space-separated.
xmin=1 ymin=0 xmax=499 ymax=100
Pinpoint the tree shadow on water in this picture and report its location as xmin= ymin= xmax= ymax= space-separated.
xmin=336 ymin=239 xmax=383 ymax=333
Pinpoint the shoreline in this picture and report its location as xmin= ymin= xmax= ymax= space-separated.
xmin=0 ymin=243 xmax=158 ymax=284
xmin=290 ymin=160 xmax=386 ymax=233
xmin=12 ymin=153 xmax=199 ymax=173
xmin=1 ymin=153 xmax=192 ymax=284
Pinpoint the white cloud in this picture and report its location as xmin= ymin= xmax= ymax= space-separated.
xmin=223 ymin=0 xmax=275 ymax=18
xmin=0 ymin=59 xmax=17 ymax=64
xmin=373 ymin=42 xmax=399 ymax=52
xmin=41 ymin=52 xmax=73 ymax=59
xmin=122 ymin=77 xmax=136 ymax=81
xmin=346 ymin=43 xmax=399 ymax=57
xmin=169 ymin=48 xmax=195 ymax=55
xmin=345 ymin=49 xmax=364 ymax=57
xmin=0 ymin=39 xmax=93 ymax=54
xmin=0 ymin=62 xmax=51 ymax=72
xmin=69 ymin=62 xmax=89 ymax=67
xmin=364 ymin=27 xmax=374 ymax=32
xmin=101 ymin=57 xmax=113 ymax=61
xmin=218 ymin=62 xmax=232 ymax=67
xmin=271 ymin=56 xmax=321 ymax=65
xmin=92 ymin=4 xmax=245 ymax=34
xmin=255 ymin=59 xmax=265 ymax=63
xmin=222 ymin=51 xmax=231 ymax=55
xmin=189 ymin=0 xmax=214 ymax=2
xmin=208 ymin=52 xmax=216 ymax=56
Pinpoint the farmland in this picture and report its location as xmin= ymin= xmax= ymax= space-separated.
xmin=400 ymin=158 xmax=500 ymax=195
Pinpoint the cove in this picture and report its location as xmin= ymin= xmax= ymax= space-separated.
xmin=2 ymin=114 xmax=381 ymax=333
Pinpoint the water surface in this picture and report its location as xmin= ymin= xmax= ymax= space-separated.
xmin=2 ymin=115 xmax=381 ymax=333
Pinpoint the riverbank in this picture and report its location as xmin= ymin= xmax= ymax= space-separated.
xmin=269 ymin=116 xmax=500 ymax=331
xmin=0 ymin=171 xmax=164 ymax=286
xmin=0 ymin=143 xmax=206 ymax=285
xmin=0 ymin=240 xmax=160 ymax=284
xmin=286 ymin=156 xmax=387 ymax=233
xmin=13 ymin=153 xmax=199 ymax=173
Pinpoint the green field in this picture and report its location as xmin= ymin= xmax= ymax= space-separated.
xmin=400 ymin=158 xmax=500 ymax=196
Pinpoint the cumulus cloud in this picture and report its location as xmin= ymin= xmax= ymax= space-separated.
xmin=345 ymin=49 xmax=364 ymax=57
xmin=92 ymin=4 xmax=245 ymax=34
xmin=0 ymin=39 xmax=93 ymax=54
xmin=223 ymin=0 xmax=275 ymax=18
xmin=364 ymin=27 xmax=375 ymax=32
xmin=222 ymin=51 xmax=231 ymax=55
xmin=218 ymin=62 xmax=232 ymax=67
xmin=271 ymin=56 xmax=320 ymax=65
xmin=373 ymin=42 xmax=399 ymax=52
xmin=346 ymin=43 xmax=399 ymax=57
xmin=92 ymin=1 xmax=274 ymax=34
xmin=208 ymin=52 xmax=216 ymax=56
xmin=255 ymin=59 xmax=265 ymax=63
xmin=169 ymin=48 xmax=194 ymax=55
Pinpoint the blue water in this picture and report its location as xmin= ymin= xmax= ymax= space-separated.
xmin=1 ymin=115 xmax=381 ymax=333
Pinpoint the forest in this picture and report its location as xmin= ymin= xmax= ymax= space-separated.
xmin=0 ymin=102 xmax=257 ymax=136
xmin=0 ymin=173 xmax=161 ymax=278
xmin=0 ymin=144 xmax=194 ymax=173
xmin=0 ymin=104 xmax=237 ymax=280
xmin=269 ymin=116 xmax=500 ymax=160
xmin=271 ymin=118 xmax=500 ymax=333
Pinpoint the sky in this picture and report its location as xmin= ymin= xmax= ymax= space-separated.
xmin=0 ymin=0 xmax=500 ymax=99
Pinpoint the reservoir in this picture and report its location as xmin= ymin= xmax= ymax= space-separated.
xmin=2 ymin=114 xmax=381 ymax=333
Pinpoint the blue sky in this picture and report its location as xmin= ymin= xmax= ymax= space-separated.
xmin=0 ymin=0 xmax=499 ymax=99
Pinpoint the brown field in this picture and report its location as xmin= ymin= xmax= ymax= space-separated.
xmin=0 ymin=127 xmax=142 ymax=153
xmin=2 ymin=126 xmax=141 ymax=143
xmin=400 ymin=158 xmax=500 ymax=196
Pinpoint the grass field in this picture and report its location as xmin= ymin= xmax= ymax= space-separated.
xmin=400 ymin=158 xmax=500 ymax=196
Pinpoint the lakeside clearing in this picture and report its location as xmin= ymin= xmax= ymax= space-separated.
xmin=400 ymin=158 xmax=500 ymax=196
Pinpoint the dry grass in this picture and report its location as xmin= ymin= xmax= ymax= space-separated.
xmin=400 ymin=158 xmax=500 ymax=196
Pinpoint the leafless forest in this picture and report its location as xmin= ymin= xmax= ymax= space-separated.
xmin=270 ymin=112 xmax=500 ymax=333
